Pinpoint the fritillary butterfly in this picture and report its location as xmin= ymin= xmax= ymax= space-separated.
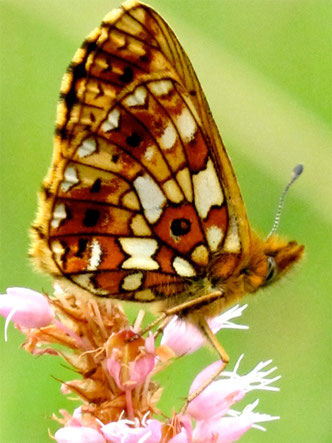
xmin=30 ymin=0 xmax=304 ymax=388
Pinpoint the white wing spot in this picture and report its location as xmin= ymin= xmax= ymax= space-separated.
xmin=160 ymin=122 xmax=177 ymax=150
xmin=102 ymin=8 xmax=122 ymax=25
xmin=122 ymin=272 xmax=143 ymax=291
xmin=131 ymin=214 xmax=152 ymax=236
xmin=77 ymin=138 xmax=97 ymax=158
xmin=123 ymin=86 xmax=147 ymax=107
xmin=191 ymin=244 xmax=209 ymax=266
xmin=51 ymin=204 xmax=67 ymax=229
xmin=223 ymin=215 xmax=241 ymax=253
xmin=102 ymin=108 xmax=120 ymax=132
xmin=127 ymin=41 xmax=146 ymax=58
xmin=119 ymin=238 xmax=159 ymax=270
xmin=176 ymin=107 xmax=197 ymax=143
xmin=144 ymin=145 xmax=155 ymax=161
xmin=193 ymin=158 xmax=224 ymax=219
xmin=61 ymin=166 xmax=79 ymax=192
xmin=173 ymin=257 xmax=196 ymax=277
xmin=87 ymin=239 xmax=102 ymax=271
xmin=115 ymin=10 xmax=144 ymax=36
xmin=149 ymin=80 xmax=173 ymax=96
xmin=72 ymin=274 xmax=108 ymax=296
xmin=181 ymin=92 xmax=201 ymax=124
xmin=133 ymin=289 xmax=155 ymax=301
xmin=176 ymin=168 xmax=193 ymax=202
xmin=134 ymin=175 xmax=166 ymax=223
xmin=129 ymin=5 xmax=146 ymax=23
xmin=162 ymin=179 xmax=184 ymax=203
xmin=206 ymin=225 xmax=224 ymax=252
xmin=51 ymin=240 xmax=65 ymax=263
xmin=122 ymin=191 xmax=140 ymax=210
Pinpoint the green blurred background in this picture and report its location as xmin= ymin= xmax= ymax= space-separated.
xmin=1 ymin=0 xmax=331 ymax=441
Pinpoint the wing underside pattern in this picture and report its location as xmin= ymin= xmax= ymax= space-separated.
xmin=31 ymin=0 xmax=248 ymax=299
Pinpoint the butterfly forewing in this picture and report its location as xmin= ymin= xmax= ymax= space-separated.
xmin=31 ymin=0 xmax=247 ymax=300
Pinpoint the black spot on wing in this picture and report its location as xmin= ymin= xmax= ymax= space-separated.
xmin=54 ymin=125 xmax=68 ymax=139
xmin=83 ymin=209 xmax=100 ymax=227
xmin=90 ymin=178 xmax=101 ymax=193
xmin=126 ymin=131 xmax=142 ymax=147
xmin=77 ymin=238 xmax=89 ymax=258
xmin=170 ymin=218 xmax=191 ymax=236
xmin=119 ymin=66 xmax=133 ymax=84
xmin=61 ymin=40 xmax=98 ymax=112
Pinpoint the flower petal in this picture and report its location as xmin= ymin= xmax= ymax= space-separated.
xmin=162 ymin=306 xmax=247 ymax=356
xmin=209 ymin=305 xmax=248 ymax=331
xmin=193 ymin=416 xmax=252 ymax=443
xmin=0 ymin=287 xmax=54 ymax=328
xmin=106 ymin=353 xmax=124 ymax=390
xmin=101 ymin=419 xmax=162 ymax=443
xmin=167 ymin=429 xmax=189 ymax=443
xmin=187 ymin=360 xmax=244 ymax=419
xmin=145 ymin=332 xmax=155 ymax=354
xmin=130 ymin=353 xmax=155 ymax=385
xmin=54 ymin=426 xmax=106 ymax=443
xmin=145 ymin=419 xmax=162 ymax=442
xmin=161 ymin=317 xmax=205 ymax=355
xmin=188 ymin=381 xmax=244 ymax=420
xmin=189 ymin=360 xmax=225 ymax=394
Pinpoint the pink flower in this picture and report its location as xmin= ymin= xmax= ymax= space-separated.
xmin=106 ymin=331 xmax=156 ymax=391
xmin=65 ymin=407 xmax=84 ymax=427
xmin=193 ymin=415 xmax=251 ymax=442
xmin=168 ymin=415 xmax=193 ymax=442
xmin=168 ymin=430 xmax=190 ymax=443
xmin=187 ymin=361 xmax=244 ymax=420
xmin=4 ymin=282 xmax=281 ymax=441
xmin=0 ymin=287 xmax=54 ymax=340
xmin=193 ymin=400 xmax=280 ymax=443
xmin=101 ymin=417 xmax=162 ymax=442
xmin=161 ymin=316 xmax=202 ymax=355
xmin=188 ymin=356 xmax=280 ymax=421
xmin=161 ymin=305 xmax=248 ymax=356
xmin=54 ymin=426 xmax=106 ymax=443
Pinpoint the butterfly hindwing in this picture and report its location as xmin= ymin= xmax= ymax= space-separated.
xmin=31 ymin=0 xmax=248 ymax=300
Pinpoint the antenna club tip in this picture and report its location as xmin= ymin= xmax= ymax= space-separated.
xmin=293 ymin=164 xmax=303 ymax=177
xmin=268 ymin=163 xmax=303 ymax=237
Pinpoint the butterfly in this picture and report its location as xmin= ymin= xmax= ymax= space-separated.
xmin=30 ymin=0 xmax=304 ymax=400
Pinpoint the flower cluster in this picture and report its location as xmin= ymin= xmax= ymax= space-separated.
xmin=1 ymin=287 xmax=280 ymax=442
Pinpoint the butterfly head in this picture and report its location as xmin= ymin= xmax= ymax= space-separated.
xmin=241 ymin=234 xmax=304 ymax=293
xmin=262 ymin=235 xmax=304 ymax=284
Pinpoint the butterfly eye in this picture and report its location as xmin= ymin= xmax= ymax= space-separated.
xmin=265 ymin=256 xmax=277 ymax=283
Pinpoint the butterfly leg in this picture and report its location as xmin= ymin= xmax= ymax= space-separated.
xmin=131 ymin=291 xmax=223 ymax=340
xmin=153 ymin=316 xmax=173 ymax=340
xmin=180 ymin=317 xmax=229 ymax=414
xmin=128 ymin=312 xmax=168 ymax=341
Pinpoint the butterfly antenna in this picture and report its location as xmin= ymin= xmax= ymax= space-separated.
xmin=267 ymin=164 xmax=303 ymax=238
